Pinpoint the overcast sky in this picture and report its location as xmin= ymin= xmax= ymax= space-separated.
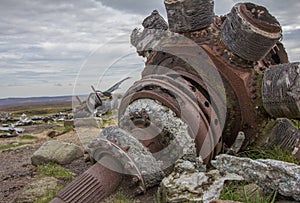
xmin=0 ymin=0 xmax=299 ymax=98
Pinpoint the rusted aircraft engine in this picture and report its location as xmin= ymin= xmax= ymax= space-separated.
xmin=51 ymin=1 xmax=300 ymax=202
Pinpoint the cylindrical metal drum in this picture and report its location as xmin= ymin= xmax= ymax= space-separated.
xmin=164 ymin=0 xmax=214 ymax=33
xmin=262 ymin=62 xmax=300 ymax=119
xmin=221 ymin=3 xmax=282 ymax=62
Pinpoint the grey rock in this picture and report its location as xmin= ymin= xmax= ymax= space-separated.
xmin=159 ymin=159 xmax=243 ymax=203
xmin=31 ymin=140 xmax=84 ymax=166
xmin=47 ymin=130 xmax=60 ymax=138
xmin=211 ymin=154 xmax=300 ymax=201
xmin=14 ymin=177 xmax=61 ymax=203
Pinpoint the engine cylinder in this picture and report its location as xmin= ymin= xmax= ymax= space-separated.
xmin=164 ymin=0 xmax=214 ymax=33
xmin=221 ymin=3 xmax=282 ymax=62
xmin=262 ymin=62 xmax=300 ymax=119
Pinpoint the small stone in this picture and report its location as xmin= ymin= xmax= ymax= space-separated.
xmin=31 ymin=140 xmax=84 ymax=166
xmin=47 ymin=130 xmax=57 ymax=138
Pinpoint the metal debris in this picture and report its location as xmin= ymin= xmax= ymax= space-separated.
xmin=263 ymin=63 xmax=300 ymax=119
xmin=164 ymin=0 xmax=214 ymax=32
xmin=53 ymin=1 xmax=300 ymax=202
xmin=221 ymin=3 xmax=282 ymax=61
xmin=212 ymin=154 xmax=300 ymax=201
xmin=159 ymin=158 xmax=243 ymax=203
xmin=74 ymin=77 xmax=130 ymax=118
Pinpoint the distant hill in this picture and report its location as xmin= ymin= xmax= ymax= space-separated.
xmin=0 ymin=95 xmax=74 ymax=110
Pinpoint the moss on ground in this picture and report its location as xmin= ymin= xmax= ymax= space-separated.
xmin=19 ymin=134 xmax=37 ymax=140
xmin=37 ymin=162 xmax=74 ymax=179
xmin=0 ymin=142 xmax=31 ymax=151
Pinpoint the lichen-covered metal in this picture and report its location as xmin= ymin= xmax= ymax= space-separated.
xmin=263 ymin=63 xmax=300 ymax=119
xmin=51 ymin=162 xmax=122 ymax=203
xmin=129 ymin=1 xmax=289 ymax=151
xmin=164 ymin=0 xmax=214 ymax=33
xmin=221 ymin=3 xmax=282 ymax=61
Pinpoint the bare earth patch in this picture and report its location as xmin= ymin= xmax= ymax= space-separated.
xmin=0 ymin=127 xmax=91 ymax=203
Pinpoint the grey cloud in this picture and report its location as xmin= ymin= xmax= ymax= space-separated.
xmin=0 ymin=0 xmax=300 ymax=98
xmin=0 ymin=0 xmax=144 ymax=97
xmin=96 ymin=0 xmax=165 ymax=15
xmin=282 ymin=29 xmax=300 ymax=62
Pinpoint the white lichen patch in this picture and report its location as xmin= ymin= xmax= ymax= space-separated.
xmin=119 ymin=99 xmax=196 ymax=169
xmin=160 ymin=158 xmax=243 ymax=203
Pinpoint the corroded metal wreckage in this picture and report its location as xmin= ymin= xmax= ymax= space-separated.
xmin=51 ymin=1 xmax=300 ymax=202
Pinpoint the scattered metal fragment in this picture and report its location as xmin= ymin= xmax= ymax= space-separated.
xmin=0 ymin=125 xmax=24 ymax=138
xmin=75 ymin=77 xmax=130 ymax=117
xmin=228 ymin=131 xmax=245 ymax=154
xmin=0 ymin=133 xmax=17 ymax=138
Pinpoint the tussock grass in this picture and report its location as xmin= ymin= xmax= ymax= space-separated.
xmin=19 ymin=134 xmax=37 ymax=140
xmin=220 ymin=181 xmax=277 ymax=203
xmin=239 ymin=146 xmax=299 ymax=164
xmin=103 ymin=191 xmax=133 ymax=203
xmin=37 ymin=162 xmax=74 ymax=179
xmin=0 ymin=142 xmax=30 ymax=150
xmin=55 ymin=125 xmax=74 ymax=133
xmin=35 ymin=186 xmax=64 ymax=203
xmin=292 ymin=119 xmax=300 ymax=130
